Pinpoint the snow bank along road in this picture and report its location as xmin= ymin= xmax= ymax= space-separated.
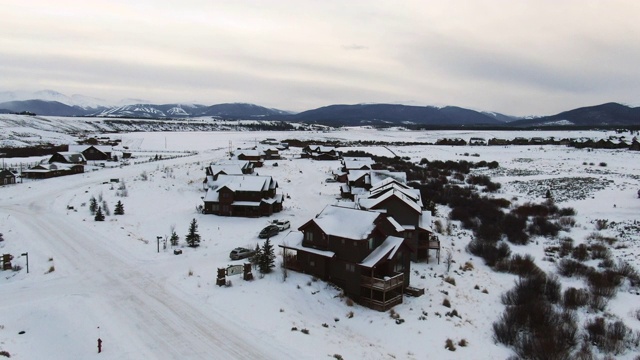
xmin=0 ymin=153 xmax=301 ymax=359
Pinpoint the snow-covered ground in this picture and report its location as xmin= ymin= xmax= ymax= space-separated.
xmin=1 ymin=120 xmax=639 ymax=359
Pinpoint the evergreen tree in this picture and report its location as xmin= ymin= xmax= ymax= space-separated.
xmin=169 ymin=230 xmax=179 ymax=247
xmin=114 ymin=200 xmax=125 ymax=215
xmin=185 ymin=218 xmax=201 ymax=247
xmin=258 ymin=238 xmax=275 ymax=274
xmin=89 ymin=196 xmax=98 ymax=215
xmin=94 ymin=206 xmax=105 ymax=221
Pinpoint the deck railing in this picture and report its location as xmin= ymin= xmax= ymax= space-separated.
xmin=360 ymin=272 xmax=403 ymax=291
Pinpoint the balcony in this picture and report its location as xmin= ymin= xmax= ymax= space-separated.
xmin=360 ymin=272 xmax=403 ymax=291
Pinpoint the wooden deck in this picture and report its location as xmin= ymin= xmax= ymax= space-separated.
xmin=360 ymin=273 xmax=404 ymax=291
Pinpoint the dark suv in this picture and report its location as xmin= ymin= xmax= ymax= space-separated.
xmin=259 ymin=224 xmax=279 ymax=239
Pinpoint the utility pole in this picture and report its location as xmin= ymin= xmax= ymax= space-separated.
xmin=21 ymin=252 xmax=29 ymax=273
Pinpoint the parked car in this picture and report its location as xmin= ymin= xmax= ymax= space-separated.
xmin=229 ymin=247 xmax=255 ymax=260
xmin=271 ymin=219 xmax=291 ymax=231
xmin=259 ymin=224 xmax=280 ymax=239
xmin=325 ymin=178 xmax=337 ymax=183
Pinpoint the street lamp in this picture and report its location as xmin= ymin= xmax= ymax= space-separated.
xmin=21 ymin=252 xmax=28 ymax=273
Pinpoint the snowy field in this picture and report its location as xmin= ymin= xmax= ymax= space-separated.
xmin=1 ymin=124 xmax=639 ymax=359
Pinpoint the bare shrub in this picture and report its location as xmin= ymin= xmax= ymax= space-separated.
xmin=528 ymin=216 xmax=561 ymax=238
xmin=442 ymin=298 xmax=451 ymax=308
xmin=557 ymin=259 xmax=595 ymax=278
xmin=458 ymin=339 xmax=468 ymax=347
xmin=572 ymin=244 xmax=589 ymax=261
xmin=346 ymin=311 xmax=354 ymax=319
xmin=588 ymin=270 xmax=622 ymax=299
xmin=444 ymin=276 xmax=456 ymax=286
xmin=46 ymin=266 xmax=55 ymax=273
xmin=558 ymin=207 xmax=577 ymax=217
xmin=503 ymin=213 xmax=529 ymax=245
xmin=562 ymin=287 xmax=590 ymax=309
xmin=558 ymin=216 xmax=576 ymax=230
xmin=502 ymin=274 xmax=561 ymax=306
xmin=345 ymin=298 xmax=354 ymax=307
xmin=590 ymin=244 xmax=611 ymax=260
xmin=589 ymin=295 xmax=609 ymax=312
xmin=595 ymin=219 xmax=609 ymax=230
xmin=495 ymin=254 xmax=542 ymax=277
xmin=585 ymin=317 xmax=638 ymax=354
xmin=467 ymin=240 xmax=510 ymax=267
xmin=559 ymin=237 xmax=574 ymax=258
xmin=0 ymin=350 xmax=10 ymax=358
xmin=445 ymin=338 xmax=456 ymax=351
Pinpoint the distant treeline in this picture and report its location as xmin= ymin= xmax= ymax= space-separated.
xmin=0 ymin=144 xmax=68 ymax=158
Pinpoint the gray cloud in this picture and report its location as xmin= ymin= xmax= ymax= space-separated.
xmin=1 ymin=1 xmax=640 ymax=115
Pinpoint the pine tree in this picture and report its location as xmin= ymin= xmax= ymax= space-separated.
xmin=114 ymin=200 xmax=125 ymax=215
xmin=258 ymin=238 xmax=275 ymax=274
xmin=185 ymin=218 xmax=201 ymax=247
xmin=94 ymin=206 xmax=105 ymax=221
xmin=169 ymin=230 xmax=179 ymax=247
xmin=89 ymin=196 xmax=98 ymax=215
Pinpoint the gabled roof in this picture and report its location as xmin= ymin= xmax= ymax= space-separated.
xmin=347 ymin=170 xmax=369 ymax=183
xmin=215 ymin=159 xmax=253 ymax=169
xmin=210 ymin=174 xmax=277 ymax=193
xmin=68 ymin=145 xmax=112 ymax=153
xmin=360 ymin=236 xmax=405 ymax=268
xmin=51 ymin=152 xmax=86 ymax=163
xmin=301 ymin=205 xmax=382 ymax=240
xmin=370 ymin=183 xmax=419 ymax=202
xmin=208 ymin=164 xmax=244 ymax=177
xmin=370 ymin=177 xmax=410 ymax=192
xmin=237 ymin=150 xmax=263 ymax=157
xmin=343 ymin=157 xmax=375 ymax=170
xmin=357 ymin=190 xmax=422 ymax=214
xmin=369 ymin=170 xmax=407 ymax=186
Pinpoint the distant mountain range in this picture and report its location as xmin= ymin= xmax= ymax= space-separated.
xmin=1 ymin=90 xmax=638 ymax=127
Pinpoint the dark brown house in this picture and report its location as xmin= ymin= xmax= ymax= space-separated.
xmin=202 ymin=174 xmax=283 ymax=217
xmin=280 ymin=205 xmax=413 ymax=311
xmin=0 ymin=169 xmax=16 ymax=185
xmin=48 ymin=152 xmax=87 ymax=165
xmin=80 ymin=145 xmax=111 ymax=161
xmin=357 ymin=180 xmax=439 ymax=262
xmin=237 ymin=150 xmax=264 ymax=167
xmin=301 ymin=145 xmax=340 ymax=160
xmin=22 ymin=163 xmax=84 ymax=179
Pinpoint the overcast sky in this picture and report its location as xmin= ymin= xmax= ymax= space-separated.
xmin=2 ymin=0 xmax=639 ymax=115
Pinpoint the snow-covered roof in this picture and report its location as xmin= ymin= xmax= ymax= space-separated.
xmin=386 ymin=217 xmax=405 ymax=233
xmin=280 ymin=231 xmax=335 ymax=258
xmin=213 ymin=174 xmax=277 ymax=192
xmin=369 ymin=170 xmax=407 ymax=186
xmin=360 ymin=236 xmax=404 ymax=268
xmin=215 ymin=159 xmax=252 ymax=169
xmin=357 ymin=190 xmax=422 ymax=214
xmin=370 ymin=182 xmax=419 ymax=202
xmin=370 ymin=177 xmax=409 ymax=192
xmin=311 ymin=205 xmax=381 ymax=240
xmin=343 ymin=157 xmax=374 ymax=170
xmin=418 ymin=211 xmax=433 ymax=232
xmin=68 ymin=145 xmax=112 ymax=153
xmin=209 ymin=164 xmax=244 ymax=177
xmin=347 ymin=170 xmax=369 ymax=182
xmin=53 ymin=152 xmax=86 ymax=163
xmin=237 ymin=149 xmax=263 ymax=157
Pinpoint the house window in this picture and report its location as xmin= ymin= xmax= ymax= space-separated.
xmin=310 ymin=260 xmax=315 ymax=267
xmin=368 ymin=238 xmax=374 ymax=249
xmin=211 ymin=204 xmax=219 ymax=211
xmin=346 ymin=263 xmax=355 ymax=272
xmin=305 ymin=232 xmax=314 ymax=242
xmin=394 ymin=251 xmax=404 ymax=272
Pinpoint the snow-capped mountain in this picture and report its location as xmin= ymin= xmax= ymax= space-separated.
xmin=0 ymin=90 xmax=112 ymax=109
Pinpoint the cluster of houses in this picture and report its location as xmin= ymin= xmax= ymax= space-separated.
xmin=20 ymin=145 xmax=114 ymax=179
xmin=201 ymin=143 xmax=439 ymax=310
